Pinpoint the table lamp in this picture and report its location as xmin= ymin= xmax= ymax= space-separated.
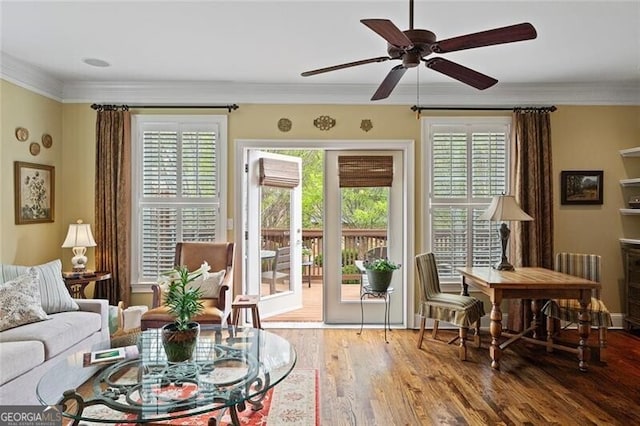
xmin=62 ymin=219 xmax=97 ymax=271
xmin=479 ymin=195 xmax=533 ymax=271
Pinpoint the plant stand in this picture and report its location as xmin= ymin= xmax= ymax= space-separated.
xmin=357 ymin=285 xmax=394 ymax=343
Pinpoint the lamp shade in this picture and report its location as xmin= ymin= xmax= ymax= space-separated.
xmin=479 ymin=195 xmax=534 ymax=222
xmin=61 ymin=220 xmax=97 ymax=248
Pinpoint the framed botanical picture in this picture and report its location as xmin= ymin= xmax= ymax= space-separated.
xmin=14 ymin=161 xmax=55 ymax=224
xmin=560 ymin=170 xmax=603 ymax=205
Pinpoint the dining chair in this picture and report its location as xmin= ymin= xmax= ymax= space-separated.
xmin=415 ymin=252 xmax=485 ymax=360
xmin=541 ymin=252 xmax=612 ymax=361
xmin=140 ymin=242 xmax=235 ymax=330
xmin=261 ymin=246 xmax=291 ymax=294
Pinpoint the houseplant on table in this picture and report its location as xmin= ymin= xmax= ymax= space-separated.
xmin=363 ymin=258 xmax=401 ymax=292
xmin=158 ymin=262 xmax=209 ymax=362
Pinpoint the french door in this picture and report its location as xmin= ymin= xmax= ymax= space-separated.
xmin=324 ymin=150 xmax=405 ymax=324
xmin=245 ymin=150 xmax=302 ymax=318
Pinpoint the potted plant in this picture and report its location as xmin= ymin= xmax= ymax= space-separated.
xmin=363 ymin=257 xmax=401 ymax=292
xmin=158 ymin=262 xmax=209 ymax=362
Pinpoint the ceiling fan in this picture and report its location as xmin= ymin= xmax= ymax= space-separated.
xmin=301 ymin=0 xmax=537 ymax=101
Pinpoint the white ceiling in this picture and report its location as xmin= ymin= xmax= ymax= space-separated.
xmin=1 ymin=0 xmax=639 ymax=105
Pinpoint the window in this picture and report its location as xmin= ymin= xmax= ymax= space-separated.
xmin=423 ymin=117 xmax=510 ymax=284
xmin=131 ymin=115 xmax=227 ymax=287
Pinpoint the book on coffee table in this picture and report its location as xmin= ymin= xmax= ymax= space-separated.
xmin=90 ymin=347 xmax=126 ymax=364
xmin=83 ymin=345 xmax=139 ymax=367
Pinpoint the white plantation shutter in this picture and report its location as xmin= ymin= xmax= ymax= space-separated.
xmin=426 ymin=118 xmax=510 ymax=282
xmin=133 ymin=116 xmax=226 ymax=284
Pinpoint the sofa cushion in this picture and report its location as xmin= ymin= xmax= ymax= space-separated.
xmin=0 ymin=340 xmax=45 ymax=385
xmin=0 ymin=269 xmax=50 ymax=331
xmin=0 ymin=311 xmax=101 ymax=359
xmin=0 ymin=259 xmax=79 ymax=314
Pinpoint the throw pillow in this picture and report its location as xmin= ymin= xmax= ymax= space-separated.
xmin=0 ymin=269 xmax=50 ymax=331
xmin=0 ymin=259 xmax=79 ymax=314
xmin=188 ymin=269 xmax=226 ymax=298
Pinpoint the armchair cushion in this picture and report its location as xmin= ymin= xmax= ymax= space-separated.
xmin=188 ymin=269 xmax=226 ymax=298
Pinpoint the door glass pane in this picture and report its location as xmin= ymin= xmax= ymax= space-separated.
xmin=260 ymin=186 xmax=291 ymax=297
xmin=340 ymin=186 xmax=389 ymax=302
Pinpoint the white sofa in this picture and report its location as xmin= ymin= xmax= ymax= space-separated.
xmin=0 ymin=260 xmax=111 ymax=405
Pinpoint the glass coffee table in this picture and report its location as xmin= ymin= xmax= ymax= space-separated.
xmin=37 ymin=326 xmax=296 ymax=425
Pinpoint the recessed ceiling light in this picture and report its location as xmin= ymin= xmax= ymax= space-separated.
xmin=82 ymin=58 xmax=110 ymax=67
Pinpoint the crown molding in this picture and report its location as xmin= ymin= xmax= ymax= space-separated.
xmin=63 ymin=80 xmax=640 ymax=106
xmin=2 ymin=54 xmax=638 ymax=106
xmin=0 ymin=52 xmax=64 ymax=102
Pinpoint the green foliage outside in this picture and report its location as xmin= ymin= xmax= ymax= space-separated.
xmin=262 ymin=150 xmax=388 ymax=229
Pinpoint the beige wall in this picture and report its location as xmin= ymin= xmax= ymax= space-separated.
xmin=553 ymin=106 xmax=640 ymax=312
xmin=2 ymin=79 xmax=639 ymax=316
xmin=0 ymin=80 xmax=65 ymax=264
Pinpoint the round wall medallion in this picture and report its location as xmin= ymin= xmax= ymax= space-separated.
xmin=278 ymin=118 xmax=292 ymax=132
xmin=42 ymin=133 xmax=53 ymax=148
xmin=15 ymin=127 xmax=29 ymax=141
xmin=29 ymin=142 xmax=41 ymax=156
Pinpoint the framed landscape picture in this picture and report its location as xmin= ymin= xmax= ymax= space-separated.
xmin=14 ymin=161 xmax=55 ymax=224
xmin=560 ymin=170 xmax=603 ymax=205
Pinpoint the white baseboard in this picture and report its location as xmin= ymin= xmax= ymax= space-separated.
xmin=412 ymin=313 xmax=627 ymax=330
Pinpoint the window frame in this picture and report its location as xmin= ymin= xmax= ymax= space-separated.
xmin=130 ymin=114 xmax=227 ymax=291
xmin=422 ymin=116 xmax=511 ymax=290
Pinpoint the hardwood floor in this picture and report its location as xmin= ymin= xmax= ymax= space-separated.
xmin=272 ymin=328 xmax=640 ymax=425
xmin=63 ymin=328 xmax=639 ymax=425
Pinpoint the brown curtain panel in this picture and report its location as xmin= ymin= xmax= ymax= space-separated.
xmin=508 ymin=108 xmax=554 ymax=332
xmin=94 ymin=110 xmax=132 ymax=307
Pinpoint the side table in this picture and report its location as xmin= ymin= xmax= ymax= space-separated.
xmin=62 ymin=271 xmax=111 ymax=299
xmin=357 ymin=285 xmax=394 ymax=343
xmin=231 ymin=294 xmax=262 ymax=329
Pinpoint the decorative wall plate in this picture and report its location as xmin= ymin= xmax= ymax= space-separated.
xmin=278 ymin=118 xmax=292 ymax=132
xmin=360 ymin=119 xmax=373 ymax=132
xmin=42 ymin=133 xmax=53 ymax=148
xmin=15 ymin=127 xmax=29 ymax=141
xmin=313 ymin=115 xmax=336 ymax=131
xmin=29 ymin=142 xmax=41 ymax=156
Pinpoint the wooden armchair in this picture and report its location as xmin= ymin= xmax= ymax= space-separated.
xmin=140 ymin=242 xmax=235 ymax=330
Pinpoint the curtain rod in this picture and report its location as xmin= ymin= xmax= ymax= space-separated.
xmin=411 ymin=105 xmax=557 ymax=113
xmin=90 ymin=103 xmax=239 ymax=113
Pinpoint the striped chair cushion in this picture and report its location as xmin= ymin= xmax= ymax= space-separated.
xmin=420 ymin=293 xmax=485 ymax=328
xmin=543 ymin=297 xmax=613 ymax=327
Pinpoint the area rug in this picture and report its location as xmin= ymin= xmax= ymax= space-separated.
xmin=75 ymin=368 xmax=318 ymax=426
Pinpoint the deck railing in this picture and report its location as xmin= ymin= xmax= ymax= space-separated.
xmin=261 ymin=228 xmax=388 ymax=281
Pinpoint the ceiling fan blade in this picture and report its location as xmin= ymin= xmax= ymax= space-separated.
xmin=371 ymin=65 xmax=407 ymax=100
xmin=432 ymin=23 xmax=537 ymax=53
xmin=301 ymin=56 xmax=391 ymax=77
xmin=361 ymin=19 xmax=413 ymax=49
xmin=424 ymin=58 xmax=497 ymax=90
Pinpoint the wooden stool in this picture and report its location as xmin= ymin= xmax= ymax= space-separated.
xmin=231 ymin=295 xmax=262 ymax=329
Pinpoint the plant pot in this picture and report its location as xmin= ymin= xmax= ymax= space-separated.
xmin=161 ymin=322 xmax=200 ymax=362
xmin=366 ymin=270 xmax=394 ymax=292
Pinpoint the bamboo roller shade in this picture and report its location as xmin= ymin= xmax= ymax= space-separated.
xmin=259 ymin=157 xmax=300 ymax=188
xmin=338 ymin=155 xmax=394 ymax=187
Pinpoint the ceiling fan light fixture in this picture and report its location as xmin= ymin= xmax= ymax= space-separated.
xmin=300 ymin=0 xmax=537 ymax=101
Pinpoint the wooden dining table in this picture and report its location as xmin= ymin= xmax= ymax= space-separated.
xmin=457 ymin=267 xmax=600 ymax=372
